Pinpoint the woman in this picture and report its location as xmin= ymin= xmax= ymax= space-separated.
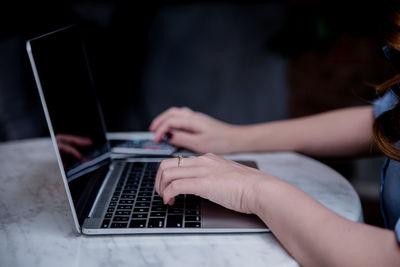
xmin=150 ymin=10 xmax=400 ymax=266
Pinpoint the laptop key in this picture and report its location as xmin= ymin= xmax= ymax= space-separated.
xmin=185 ymin=222 xmax=201 ymax=228
xmin=101 ymin=219 xmax=110 ymax=228
xmin=132 ymin=213 xmax=148 ymax=219
xmin=168 ymin=207 xmax=183 ymax=214
xmin=138 ymin=192 xmax=152 ymax=197
xmin=151 ymin=206 xmax=167 ymax=212
xmin=186 ymin=203 xmax=201 ymax=210
xmin=129 ymin=220 xmax=146 ymax=228
xmin=151 ymin=200 xmax=164 ymax=206
xmin=137 ymin=197 xmax=151 ymax=202
xmin=170 ymin=202 xmax=183 ymax=209
xmin=113 ymin=216 xmax=129 ymax=222
xmin=107 ymin=207 xmax=115 ymax=212
xmin=105 ymin=213 xmax=113 ymax=219
xmin=166 ymin=215 xmax=183 ymax=228
xmin=110 ymin=223 xmax=128 ymax=228
xmin=117 ymin=205 xmax=133 ymax=210
xmin=125 ymin=181 xmax=140 ymax=187
xmin=119 ymin=200 xmax=133 ymax=205
xmin=148 ymin=218 xmax=164 ymax=228
xmin=115 ymin=186 xmax=122 ymax=192
xmin=134 ymin=207 xmax=149 ymax=213
xmin=150 ymin=212 xmax=166 ymax=217
xmin=185 ymin=215 xmax=201 ymax=222
xmin=139 ymin=187 xmax=153 ymax=192
xmin=185 ymin=209 xmax=200 ymax=216
xmin=135 ymin=202 xmax=150 ymax=207
xmin=121 ymin=194 xmax=135 ymax=199
xmin=153 ymin=195 xmax=163 ymax=201
xmin=123 ymin=190 xmax=136 ymax=194
xmin=124 ymin=185 xmax=138 ymax=190
xmin=115 ymin=211 xmax=131 ymax=216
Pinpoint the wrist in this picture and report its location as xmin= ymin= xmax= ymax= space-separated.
xmin=226 ymin=124 xmax=249 ymax=153
xmin=245 ymin=173 xmax=278 ymax=216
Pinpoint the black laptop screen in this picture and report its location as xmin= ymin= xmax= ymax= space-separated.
xmin=28 ymin=26 xmax=111 ymax=225
xmin=29 ymin=26 xmax=110 ymax=176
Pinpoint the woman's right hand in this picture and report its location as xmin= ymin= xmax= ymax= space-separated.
xmin=149 ymin=107 xmax=239 ymax=154
xmin=154 ymin=153 xmax=268 ymax=214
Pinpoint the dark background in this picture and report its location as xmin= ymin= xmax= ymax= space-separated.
xmin=0 ymin=0 xmax=397 ymax=227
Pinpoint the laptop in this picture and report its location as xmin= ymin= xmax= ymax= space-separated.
xmin=26 ymin=25 xmax=268 ymax=234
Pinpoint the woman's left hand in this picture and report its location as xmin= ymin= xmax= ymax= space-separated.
xmin=155 ymin=153 xmax=268 ymax=214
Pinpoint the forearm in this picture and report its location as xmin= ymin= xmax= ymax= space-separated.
xmin=250 ymin=176 xmax=400 ymax=267
xmin=230 ymin=106 xmax=377 ymax=158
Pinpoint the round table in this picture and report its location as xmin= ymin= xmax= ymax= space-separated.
xmin=0 ymin=138 xmax=362 ymax=267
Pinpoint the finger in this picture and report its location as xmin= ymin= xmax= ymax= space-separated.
xmin=159 ymin=166 xmax=205 ymax=197
xmin=162 ymin=178 xmax=204 ymax=205
xmin=167 ymin=198 xmax=175 ymax=206
xmin=149 ymin=107 xmax=181 ymax=132
xmin=155 ymin=158 xmax=178 ymax=195
xmin=57 ymin=134 xmax=93 ymax=146
xmin=58 ymin=143 xmax=83 ymax=159
xmin=153 ymin=116 xmax=199 ymax=143
xmin=155 ymin=157 xmax=201 ymax=194
xmin=151 ymin=107 xmax=193 ymax=132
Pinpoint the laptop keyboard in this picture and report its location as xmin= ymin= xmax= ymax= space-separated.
xmin=101 ymin=162 xmax=201 ymax=229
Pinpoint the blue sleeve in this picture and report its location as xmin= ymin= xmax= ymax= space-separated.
xmin=396 ymin=219 xmax=400 ymax=243
xmin=373 ymin=90 xmax=399 ymax=118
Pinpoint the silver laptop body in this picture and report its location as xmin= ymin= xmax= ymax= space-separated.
xmin=26 ymin=25 xmax=268 ymax=235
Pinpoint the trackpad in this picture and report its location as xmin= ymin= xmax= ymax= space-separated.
xmin=201 ymin=199 xmax=267 ymax=229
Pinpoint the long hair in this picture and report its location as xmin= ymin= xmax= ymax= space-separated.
xmin=373 ymin=9 xmax=400 ymax=161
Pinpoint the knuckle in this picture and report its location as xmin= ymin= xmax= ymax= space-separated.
xmin=162 ymin=168 xmax=173 ymax=180
xmin=159 ymin=160 xmax=168 ymax=170
xmin=169 ymin=107 xmax=178 ymax=112
xmin=181 ymin=106 xmax=192 ymax=113
xmin=204 ymin=152 xmax=215 ymax=158
xmin=198 ymin=154 xmax=208 ymax=162
xmin=169 ymin=180 xmax=180 ymax=191
xmin=198 ymin=154 xmax=213 ymax=163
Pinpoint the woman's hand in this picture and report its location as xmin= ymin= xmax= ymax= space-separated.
xmin=149 ymin=107 xmax=239 ymax=154
xmin=154 ymin=153 xmax=268 ymax=214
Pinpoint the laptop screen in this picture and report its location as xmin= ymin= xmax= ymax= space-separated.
xmin=27 ymin=25 xmax=111 ymax=224
xmin=28 ymin=26 xmax=110 ymax=175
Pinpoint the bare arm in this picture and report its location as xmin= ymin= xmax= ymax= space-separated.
xmin=251 ymin=175 xmax=400 ymax=267
xmin=232 ymin=106 xmax=377 ymax=158
xmin=156 ymin=154 xmax=400 ymax=267
xmin=150 ymin=106 xmax=378 ymax=158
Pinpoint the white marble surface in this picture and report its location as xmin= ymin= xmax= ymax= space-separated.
xmin=0 ymin=138 xmax=362 ymax=267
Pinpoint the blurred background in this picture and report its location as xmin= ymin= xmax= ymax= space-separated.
xmin=1 ymin=0 xmax=398 ymax=227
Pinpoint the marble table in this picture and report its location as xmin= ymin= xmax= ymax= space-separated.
xmin=0 ymin=137 xmax=362 ymax=267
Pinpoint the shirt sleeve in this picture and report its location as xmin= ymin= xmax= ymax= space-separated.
xmin=373 ymin=90 xmax=399 ymax=118
xmin=395 ymin=219 xmax=400 ymax=243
